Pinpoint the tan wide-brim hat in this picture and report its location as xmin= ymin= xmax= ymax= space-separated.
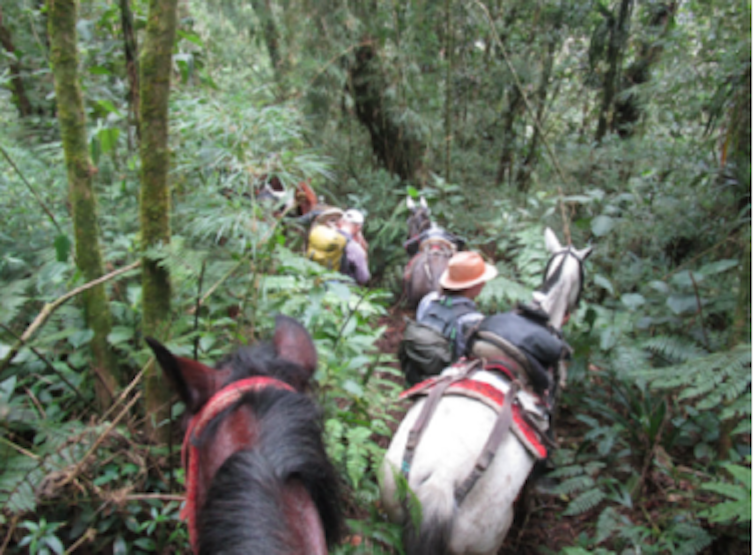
xmin=439 ymin=251 xmax=498 ymax=290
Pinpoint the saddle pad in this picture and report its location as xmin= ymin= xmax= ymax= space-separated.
xmin=400 ymin=371 xmax=548 ymax=459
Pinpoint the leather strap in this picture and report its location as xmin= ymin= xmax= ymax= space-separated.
xmin=454 ymin=380 xmax=521 ymax=506
xmin=401 ymin=360 xmax=481 ymax=477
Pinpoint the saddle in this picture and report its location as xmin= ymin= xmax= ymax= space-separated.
xmin=399 ymin=360 xmax=552 ymax=505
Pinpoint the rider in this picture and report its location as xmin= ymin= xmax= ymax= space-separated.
xmin=417 ymin=251 xmax=498 ymax=362
xmin=404 ymin=224 xmax=465 ymax=257
xmin=336 ymin=209 xmax=371 ymax=286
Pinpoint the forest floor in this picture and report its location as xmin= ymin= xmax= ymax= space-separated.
xmin=372 ymin=306 xmax=580 ymax=554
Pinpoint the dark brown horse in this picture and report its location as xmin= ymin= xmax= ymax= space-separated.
xmin=146 ymin=316 xmax=342 ymax=555
xmin=403 ymin=197 xmax=456 ymax=309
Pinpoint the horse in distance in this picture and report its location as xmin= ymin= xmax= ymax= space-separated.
xmin=403 ymin=196 xmax=459 ymax=309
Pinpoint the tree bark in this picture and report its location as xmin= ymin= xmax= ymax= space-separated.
xmin=0 ymin=7 xmax=35 ymax=118
xmin=595 ymin=0 xmax=633 ymax=143
xmin=47 ymin=0 xmax=120 ymax=409
xmin=349 ymin=42 xmax=423 ymax=183
xmin=139 ymin=0 xmax=178 ymax=442
xmin=613 ymin=2 xmax=676 ymax=137
xmin=119 ymin=0 xmax=141 ymax=143
xmin=494 ymin=86 xmax=521 ymax=186
xmin=516 ymin=17 xmax=559 ymax=192
xmin=248 ymin=0 xmax=288 ymax=92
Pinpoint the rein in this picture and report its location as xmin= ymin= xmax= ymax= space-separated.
xmin=181 ymin=376 xmax=295 ymax=554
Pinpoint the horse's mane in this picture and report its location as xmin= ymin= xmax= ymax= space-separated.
xmin=197 ymin=387 xmax=343 ymax=554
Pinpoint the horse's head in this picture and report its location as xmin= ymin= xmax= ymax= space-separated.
xmin=406 ymin=196 xmax=432 ymax=240
xmin=532 ymin=228 xmax=592 ymax=329
xmin=146 ymin=315 xmax=317 ymax=415
xmin=145 ymin=316 xmax=324 ymax=552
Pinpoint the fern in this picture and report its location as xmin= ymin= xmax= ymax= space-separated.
xmin=633 ymin=343 xmax=751 ymax=420
xmin=643 ymin=335 xmax=708 ymax=364
xmin=0 ymin=456 xmax=41 ymax=513
xmin=699 ymin=461 xmax=752 ymax=525
xmin=563 ymin=487 xmax=605 ymax=516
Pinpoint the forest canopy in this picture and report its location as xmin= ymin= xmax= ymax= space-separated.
xmin=0 ymin=0 xmax=750 ymax=553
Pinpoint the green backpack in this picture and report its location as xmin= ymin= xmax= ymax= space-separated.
xmin=398 ymin=296 xmax=478 ymax=386
xmin=398 ymin=319 xmax=452 ymax=386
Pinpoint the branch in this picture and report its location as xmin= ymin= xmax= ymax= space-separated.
xmin=0 ymin=260 xmax=141 ymax=372
xmin=0 ymin=144 xmax=65 ymax=237
xmin=59 ymin=391 xmax=142 ymax=490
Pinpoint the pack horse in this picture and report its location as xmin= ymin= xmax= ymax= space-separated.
xmin=146 ymin=316 xmax=342 ymax=555
xmin=381 ymin=228 xmax=591 ymax=555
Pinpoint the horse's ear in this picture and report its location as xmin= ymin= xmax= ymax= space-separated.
xmin=420 ymin=196 xmax=428 ymax=209
xmin=406 ymin=197 xmax=416 ymax=211
xmin=145 ymin=337 xmax=229 ymax=414
xmin=574 ymin=245 xmax=593 ymax=261
xmin=273 ymin=315 xmax=318 ymax=377
xmin=544 ymin=227 xmax=562 ymax=253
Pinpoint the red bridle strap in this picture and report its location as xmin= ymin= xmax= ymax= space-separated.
xmin=181 ymin=376 xmax=296 ymax=554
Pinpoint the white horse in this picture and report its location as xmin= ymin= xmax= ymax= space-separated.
xmin=380 ymin=227 xmax=591 ymax=555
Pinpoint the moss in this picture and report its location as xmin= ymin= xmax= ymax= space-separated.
xmin=138 ymin=0 xmax=179 ymax=443
xmin=48 ymin=0 xmax=120 ymax=409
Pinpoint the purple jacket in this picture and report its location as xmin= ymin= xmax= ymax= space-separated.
xmin=339 ymin=231 xmax=371 ymax=285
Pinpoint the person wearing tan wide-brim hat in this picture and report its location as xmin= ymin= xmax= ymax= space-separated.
xmin=416 ymin=251 xmax=498 ymax=363
xmin=439 ymin=251 xmax=498 ymax=292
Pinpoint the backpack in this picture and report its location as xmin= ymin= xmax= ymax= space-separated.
xmin=468 ymin=309 xmax=570 ymax=394
xmin=399 ymin=296 xmax=479 ymax=385
xmin=306 ymin=224 xmax=348 ymax=270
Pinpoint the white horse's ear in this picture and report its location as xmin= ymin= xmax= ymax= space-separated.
xmin=544 ymin=227 xmax=562 ymax=253
xmin=574 ymin=246 xmax=593 ymax=260
xmin=406 ymin=197 xmax=416 ymax=211
xmin=420 ymin=196 xmax=428 ymax=209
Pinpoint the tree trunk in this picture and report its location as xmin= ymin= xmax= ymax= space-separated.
xmin=494 ymin=86 xmax=521 ymax=186
xmin=718 ymin=62 xmax=751 ymax=459
xmin=119 ymin=0 xmax=140 ymax=144
xmin=248 ymin=0 xmax=286 ymax=89
xmin=0 ymin=8 xmax=35 ymax=118
xmin=444 ymin=0 xmax=452 ymax=183
xmin=139 ymin=0 xmax=178 ymax=443
xmin=595 ymin=0 xmax=633 ymax=143
xmin=613 ymin=2 xmax=676 ymax=137
xmin=349 ymin=42 xmax=423 ymax=183
xmin=47 ymin=0 xmax=120 ymax=410
xmin=516 ymin=19 xmax=559 ymax=192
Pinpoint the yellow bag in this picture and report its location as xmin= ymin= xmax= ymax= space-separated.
xmin=306 ymin=224 xmax=347 ymax=270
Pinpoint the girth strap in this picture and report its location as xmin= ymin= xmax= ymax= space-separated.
xmin=454 ymin=380 xmax=521 ymax=506
xmin=401 ymin=360 xmax=481 ymax=477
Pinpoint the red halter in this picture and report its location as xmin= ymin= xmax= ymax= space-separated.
xmin=181 ymin=377 xmax=296 ymax=553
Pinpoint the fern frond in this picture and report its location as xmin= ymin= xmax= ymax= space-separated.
xmin=563 ymin=487 xmax=605 ymax=516
xmin=669 ymin=521 xmax=713 ymax=555
xmin=643 ymin=335 xmax=708 ymax=363
xmin=552 ymin=475 xmax=596 ymax=496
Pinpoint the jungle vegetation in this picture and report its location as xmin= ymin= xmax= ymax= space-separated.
xmin=0 ymin=0 xmax=750 ymax=553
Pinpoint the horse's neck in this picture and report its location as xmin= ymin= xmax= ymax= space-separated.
xmin=532 ymin=279 xmax=569 ymax=330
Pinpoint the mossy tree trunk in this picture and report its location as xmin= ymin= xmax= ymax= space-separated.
xmin=0 ymin=7 xmax=35 ymax=117
xmin=248 ymin=0 xmax=287 ymax=90
xmin=119 ymin=0 xmax=140 ymax=145
xmin=718 ymin=63 xmax=751 ymax=459
xmin=595 ymin=0 xmax=633 ymax=143
xmin=349 ymin=42 xmax=424 ymax=184
xmin=139 ymin=0 xmax=178 ymax=443
xmin=47 ymin=0 xmax=120 ymax=409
